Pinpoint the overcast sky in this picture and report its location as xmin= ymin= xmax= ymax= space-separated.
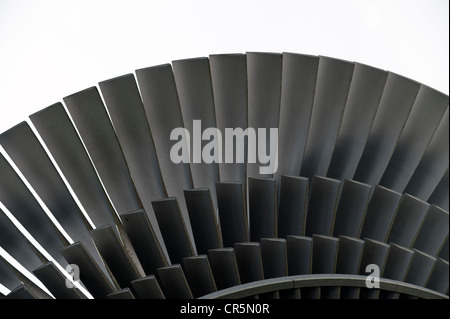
xmin=0 ymin=0 xmax=448 ymax=134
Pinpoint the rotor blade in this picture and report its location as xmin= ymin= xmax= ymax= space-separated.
xmin=275 ymin=53 xmax=318 ymax=180
xmin=131 ymin=275 xmax=165 ymax=299
xmin=32 ymin=262 xmax=86 ymax=299
xmin=0 ymin=208 xmax=43 ymax=285
xmin=107 ymin=288 xmax=135 ymax=299
xmin=438 ymin=237 xmax=449 ymax=261
xmin=380 ymin=87 xmax=448 ymax=192
xmin=360 ymin=185 xmax=402 ymax=242
xmin=300 ymin=56 xmax=354 ymax=180
xmin=0 ymin=122 xmax=106 ymax=275
xmin=336 ymin=236 xmax=364 ymax=274
xmin=260 ymin=238 xmax=287 ymax=279
xmin=359 ymin=238 xmax=390 ymax=276
xmin=405 ymin=107 xmax=449 ymax=200
xmin=134 ymin=64 xmax=193 ymax=240
xmin=387 ymin=194 xmax=430 ymax=249
xmin=278 ymin=175 xmax=308 ymax=238
xmin=404 ymin=249 xmax=437 ymax=287
xmin=63 ymin=88 xmax=142 ymax=216
xmin=332 ymin=179 xmax=372 ymax=238
xmin=286 ymin=236 xmax=313 ymax=275
xmin=215 ymin=182 xmax=248 ymax=247
xmin=209 ymin=54 xmax=247 ymax=184
xmin=428 ymin=168 xmax=449 ymax=211
xmin=413 ymin=205 xmax=449 ymax=256
xmin=60 ymin=242 xmax=117 ymax=299
xmin=171 ymin=57 xmax=219 ymax=206
xmin=29 ymin=102 xmax=117 ymax=229
xmin=379 ymin=247 xmax=411 ymax=301
xmin=120 ymin=210 xmax=168 ymax=274
xmin=207 ymin=248 xmax=241 ymax=290
xmin=0 ymin=152 xmax=67 ymax=266
xmin=312 ymin=235 xmax=339 ymax=274
xmin=234 ymin=242 xmax=264 ymax=284
xmin=98 ymin=74 xmax=167 ymax=237
xmin=248 ymin=177 xmax=277 ymax=241
xmin=156 ymin=264 xmax=193 ymax=299
xmin=305 ymin=176 xmax=341 ymax=237
xmin=184 ymin=189 xmax=222 ymax=254
xmin=90 ymin=225 xmax=143 ymax=289
xmin=0 ymin=258 xmax=21 ymax=291
xmin=183 ymin=255 xmax=217 ymax=298
xmin=246 ymin=52 xmax=282 ymax=179
xmin=327 ymin=63 xmax=388 ymax=180
xmin=383 ymin=243 xmax=414 ymax=281
xmin=426 ymin=258 xmax=449 ymax=294
xmin=151 ymin=198 xmax=195 ymax=264
xmin=353 ymin=73 xmax=420 ymax=185
xmin=5 ymin=285 xmax=51 ymax=300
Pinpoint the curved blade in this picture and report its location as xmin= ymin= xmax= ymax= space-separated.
xmin=0 ymin=152 xmax=67 ymax=266
xmin=246 ymin=52 xmax=282 ymax=179
xmin=332 ymin=179 xmax=372 ymax=238
xmin=215 ymin=182 xmax=248 ymax=247
xmin=312 ymin=235 xmax=339 ymax=274
xmin=387 ymin=194 xmax=430 ymax=249
xmin=107 ymin=288 xmax=135 ymax=299
xmin=275 ymin=53 xmax=318 ymax=182
xmin=248 ymin=177 xmax=277 ymax=241
xmin=209 ymin=54 xmax=247 ymax=184
xmin=120 ymin=210 xmax=168 ymax=275
xmin=29 ymin=102 xmax=117 ymax=229
xmin=60 ymin=242 xmax=117 ymax=299
xmin=183 ymin=255 xmax=217 ymax=298
xmin=134 ymin=64 xmax=193 ymax=239
xmin=171 ymin=57 xmax=219 ymax=207
xmin=131 ymin=275 xmax=165 ymax=299
xmin=0 ymin=122 xmax=105 ymax=275
xmin=63 ymin=88 xmax=142 ymax=217
xmin=360 ymin=185 xmax=402 ymax=242
xmin=353 ymin=73 xmax=421 ymax=185
xmin=305 ymin=176 xmax=341 ymax=237
xmin=336 ymin=236 xmax=364 ymax=275
xmin=405 ymin=249 xmax=437 ymax=287
xmin=98 ymin=75 xmax=166 ymax=241
xmin=207 ymin=248 xmax=240 ymax=290
xmin=300 ymin=57 xmax=354 ymax=180
xmin=278 ymin=175 xmax=308 ymax=238
xmin=184 ymin=189 xmax=221 ymax=254
xmin=359 ymin=238 xmax=390 ymax=276
xmin=156 ymin=264 xmax=193 ymax=299
xmin=260 ymin=238 xmax=287 ymax=279
xmin=286 ymin=236 xmax=312 ymax=275
xmin=380 ymin=86 xmax=448 ymax=192
xmin=405 ymin=108 xmax=449 ymax=200
xmin=90 ymin=225 xmax=142 ymax=290
xmin=234 ymin=242 xmax=263 ymax=284
xmin=426 ymin=258 xmax=449 ymax=294
xmin=151 ymin=198 xmax=195 ymax=264
xmin=383 ymin=243 xmax=414 ymax=281
xmin=32 ymin=262 xmax=86 ymax=299
xmin=413 ymin=205 xmax=449 ymax=256
xmin=428 ymin=168 xmax=449 ymax=211
xmin=327 ymin=63 xmax=387 ymax=180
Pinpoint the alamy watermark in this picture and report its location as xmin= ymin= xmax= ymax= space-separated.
xmin=65 ymin=263 xmax=81 ymax=289
xmin=365 ymin=264 xmax=380 ymax=289
xmin=170 ymin=120 xmax=278 ymax=174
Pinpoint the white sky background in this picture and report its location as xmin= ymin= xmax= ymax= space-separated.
xmin=0 ymin=0 xmax=449 ymax=134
